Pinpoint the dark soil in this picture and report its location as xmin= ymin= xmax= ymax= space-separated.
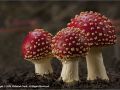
xmin=0 ymin=71 xmax=120 ymax=89
xmin=0 ymin=59 xmax=120 ymax=89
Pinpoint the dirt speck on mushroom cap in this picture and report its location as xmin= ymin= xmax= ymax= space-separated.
xmin=22 ymin=29 xmax=53 ymax=61
xmin=51 ymin=27 xmax=90 ymax=60
xmin=67 ymin=11 xmax=116 ymax=47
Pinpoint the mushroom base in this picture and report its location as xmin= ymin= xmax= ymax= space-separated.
xmin=60 ymin=60 xmax=79 ymax=83
xmin=86 ymin=47 xmax=109 ymax=80
xmin=33 ymin=60 xmax=53 ymax=76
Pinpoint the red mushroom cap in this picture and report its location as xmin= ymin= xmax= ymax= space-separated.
xmin=22 ymin=29 xmax=53 ymax=61
xmin=67 ymin=11 xmax=116 ymax=47
xmin=51 ymin=27 xmax=90 ymax=61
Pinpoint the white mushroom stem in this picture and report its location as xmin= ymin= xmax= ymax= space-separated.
xmin=33 ymin=60 xmax=53 ymax=76
xmin=61 ymin=60 xmax=79 ymax=83
xmin=86 ymin=47 xmax=109 ymax=80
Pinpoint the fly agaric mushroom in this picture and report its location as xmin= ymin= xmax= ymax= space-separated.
xmin=67 ymin=11 xmax=116 ymax=80
xmin=22 ymin=29 xmax=53 ymax=76
xmin=51 ymin=27 xmax=90 ymax=83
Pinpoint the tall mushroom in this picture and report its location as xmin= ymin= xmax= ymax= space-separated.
xmin=51 ymin=27 xmax=90 ymax=83
xmin=67 ymin=11 xmax=116 ymax=80
xmin=22 ymin=29 xmax=53 ymax=76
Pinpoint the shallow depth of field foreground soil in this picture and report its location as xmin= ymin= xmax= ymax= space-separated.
xmin=0 ymin=59 xmax=120 ymax=89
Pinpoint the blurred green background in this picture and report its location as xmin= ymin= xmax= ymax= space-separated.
xmin=0 ymin=1 xmax=120 ymax=75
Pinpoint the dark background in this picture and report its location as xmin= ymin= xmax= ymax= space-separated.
xmin=0 ymin=1 xmax=120 ymax=78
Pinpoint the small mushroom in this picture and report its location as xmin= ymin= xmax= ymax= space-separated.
xmin=67 ymin=11 xmax=116 ymax=80
xmin=22 ymin=29 xmax=53 ymax=76
xmin=51 ymin=27 xmax=90 ymax=83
